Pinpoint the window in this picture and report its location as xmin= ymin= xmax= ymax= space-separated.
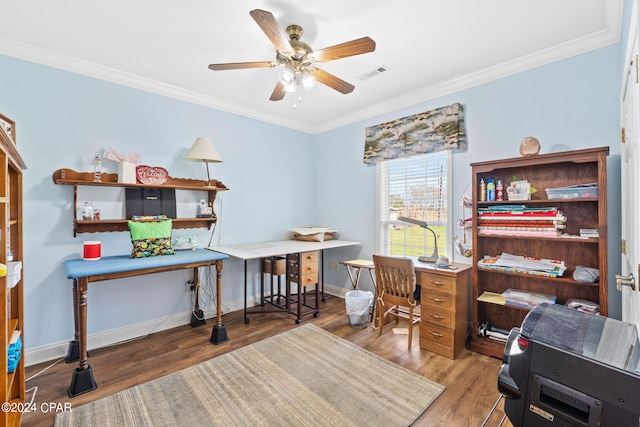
xmin=377 ymin=151 xmax=451 ymax=258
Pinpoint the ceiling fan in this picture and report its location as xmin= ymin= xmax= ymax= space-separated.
xmin=208 ymin=9 xmax=376 ymax=103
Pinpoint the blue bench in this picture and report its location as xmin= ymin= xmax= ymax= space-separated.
xmin=63 ymin=248 xmax=228 ymax=397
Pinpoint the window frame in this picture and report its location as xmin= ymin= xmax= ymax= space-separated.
xmin=375 ymin=151 xmax=453 ymax=259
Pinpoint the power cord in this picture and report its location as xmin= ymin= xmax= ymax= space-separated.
xmin=208 ymin=191 xmax=224 ymax=248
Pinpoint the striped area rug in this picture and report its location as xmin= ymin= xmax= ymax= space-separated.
xmin=55 ymin=324 xmax=444 ymax=426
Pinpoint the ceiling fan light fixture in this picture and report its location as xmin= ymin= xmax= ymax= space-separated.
xmin=300 ymin=70 xmax=316 ymax=89
xmin=279 ymin=67 xmax=295 ymax=85
xmin=284 ymin=82 xmax=296 ymax=93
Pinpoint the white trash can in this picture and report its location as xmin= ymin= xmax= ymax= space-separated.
xmin=345 ymin=290 xmax=373 ymax=329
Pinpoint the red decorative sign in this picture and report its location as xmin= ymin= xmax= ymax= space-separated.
xmin=136 ymin=165 xmax=168 ymax=185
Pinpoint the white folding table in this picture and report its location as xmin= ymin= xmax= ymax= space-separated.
xmin=208 ymin=240 xmax=360 ymax=323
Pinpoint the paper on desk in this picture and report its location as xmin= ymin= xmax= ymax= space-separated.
xmin=290 ymin=227 xmax=338 ymax=242
xmin=290 ymin=227 xmax=333 ymax=235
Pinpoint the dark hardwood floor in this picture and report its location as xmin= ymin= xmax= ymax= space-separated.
xmin=23 ymin=295 xmax=512 ymax=426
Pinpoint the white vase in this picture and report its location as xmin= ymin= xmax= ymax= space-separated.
xmin=118 ymin=162 xmax=137 ymax=183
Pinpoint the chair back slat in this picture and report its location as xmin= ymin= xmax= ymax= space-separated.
xmin=372 ymin=254 xmax=420 ymax=348
xmin=373 ymin=255 xmax=416 ymax=304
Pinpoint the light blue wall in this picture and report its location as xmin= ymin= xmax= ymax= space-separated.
xmin=0 ymin=35 xmax=625 ymax=357
xmin=0 ymin=55 xmax=316 ymax=352
xmin=315 ymin=44 xmax=623 ymax=319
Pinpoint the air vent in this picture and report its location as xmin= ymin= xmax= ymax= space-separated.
xmin=357 ymin=65 xmax=389 ymax=82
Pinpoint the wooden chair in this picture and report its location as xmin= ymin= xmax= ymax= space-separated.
xmin=372 ymin=255 xmax=421 ymax=348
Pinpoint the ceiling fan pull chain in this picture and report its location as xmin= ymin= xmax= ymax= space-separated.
xmin=293 ymin=76 xmax=301 ymax=109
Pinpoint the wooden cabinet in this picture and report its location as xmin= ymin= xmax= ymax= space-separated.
xmin=418 ymin=263 xmax=471 ymax=359
xmin=0 ymin=114 xmax=26 ymax=427
xmin=470 ymin=147 xmax=609 ymax=358
xmin=52 ymin=168 xmax=228 ymax=236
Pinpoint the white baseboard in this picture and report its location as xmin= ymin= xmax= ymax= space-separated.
xmin=26 ymin=285 xmax=347 ymax=367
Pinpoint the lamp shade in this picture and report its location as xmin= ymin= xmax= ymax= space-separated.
xmin=184 ymin=137 xmax=223 ymax=163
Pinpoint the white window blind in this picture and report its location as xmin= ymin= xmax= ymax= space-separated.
xmin=377 ymin=151 xmax=451 ymax=258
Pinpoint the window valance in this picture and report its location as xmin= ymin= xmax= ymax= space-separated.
xmin=363 ymin=102 xmax=466 ymax=165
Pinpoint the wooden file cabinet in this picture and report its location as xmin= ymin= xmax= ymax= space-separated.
xmin=418 ymin=264 xmax=472 ymax=359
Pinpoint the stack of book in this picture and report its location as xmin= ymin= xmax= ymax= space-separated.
xmin=477 ymin=205 xmax=566 ymax=237
xmin=477 ymin=252 xmax=567 ymax=278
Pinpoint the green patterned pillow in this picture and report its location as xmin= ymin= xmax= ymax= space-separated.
xmin=128 ymin=219 xmax=175 ymax=258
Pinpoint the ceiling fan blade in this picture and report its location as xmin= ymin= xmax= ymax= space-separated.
xmin=312 ymin=37 xmax=376 ymax=62
xmin=208 ymin=61 xmax=275 ymax=71
xmin=249 ymin=9 xmax=293 ymax=55
xmin=309 ymin=68 xmax=355 ymax=94
xmin=270 ymin=81 xmax=286 ymax=101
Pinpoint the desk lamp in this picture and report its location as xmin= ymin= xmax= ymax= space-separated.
xmin=397 ymin=215 xmax=440 ymax=263
xmin=184 ymin=137 xmax=223 ymax=184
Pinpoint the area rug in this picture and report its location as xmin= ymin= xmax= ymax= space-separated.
xmin=55 ymin=324 xmax=445 ymax=427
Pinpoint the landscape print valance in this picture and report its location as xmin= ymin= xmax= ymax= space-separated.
xmin=363 ymin=102 xmax=466 ymax=165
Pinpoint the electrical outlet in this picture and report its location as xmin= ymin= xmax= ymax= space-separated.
xmin=329 ymin=261 xmax=339 ymax=271
xmin=186 ymin=280 xmax=194 ymax=292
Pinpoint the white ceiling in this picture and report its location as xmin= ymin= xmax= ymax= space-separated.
xmin=0 ymin=1 xmax=622 ymax=134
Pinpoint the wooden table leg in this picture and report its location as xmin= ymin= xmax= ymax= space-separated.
xmin=210 ymin=259 xmax=229 ymax=344
xmin=68 ymin=277 xmax=97 ymax=397
xmin=65 ymin=279 xmax=80 ymax=363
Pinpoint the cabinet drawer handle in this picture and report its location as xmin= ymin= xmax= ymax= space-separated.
xmin=430 ymin=297 xmax=446 ymax=303
xmin=430 ymin=314 xmax=445 ymax=320
xmin=430 ymin=281 xmax=446 ymax=287
xmin=429 ymin=331 xmax=444 ymax=338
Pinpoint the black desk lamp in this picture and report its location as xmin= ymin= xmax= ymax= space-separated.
xmin=398 ymin=215 xmax=439 ymax=263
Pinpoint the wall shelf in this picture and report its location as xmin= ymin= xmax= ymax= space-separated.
xmin=52 ymin=168 xmax=229 ymax=236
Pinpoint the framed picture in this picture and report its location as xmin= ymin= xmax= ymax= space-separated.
xmin=0 ymin=113 xmax=16 ymax=143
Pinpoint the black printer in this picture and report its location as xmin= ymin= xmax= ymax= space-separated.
xmin=498 ymin=303 xmax=640 ymax=427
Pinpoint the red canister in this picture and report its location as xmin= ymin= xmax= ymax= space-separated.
xmin=83 ymin=241 xmax=101 ymax=260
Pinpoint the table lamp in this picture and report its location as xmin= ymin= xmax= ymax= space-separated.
xmin=184 ymin=137 xmax=223 ymax=184
xmin=397 ymin=215 xmax=440 ymax=263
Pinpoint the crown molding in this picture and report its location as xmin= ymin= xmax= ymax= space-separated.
xmin=0 ymin=37 xmax=316 ymax=134
xmin=313 ymin=1 xmax=622 ymax=134
xmin=0 ymin=0 xmax=622 ymax=136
